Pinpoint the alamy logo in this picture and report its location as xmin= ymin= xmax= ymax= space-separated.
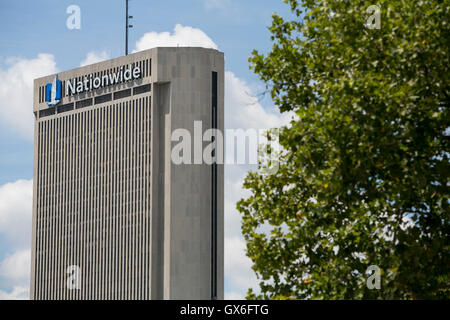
xmin=45 ymin=75 xmax=62 ymax=106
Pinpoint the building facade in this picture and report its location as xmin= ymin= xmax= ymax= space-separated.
xmin=31 ymin=47 xmax=224 ymax=300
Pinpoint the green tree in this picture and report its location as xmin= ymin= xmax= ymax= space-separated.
xmin=238 ymin=0 xmax=449 ymax=299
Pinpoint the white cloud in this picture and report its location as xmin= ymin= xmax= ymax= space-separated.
xmin=222 ymin=72 xmax=293 ymax=299
xmin=0 ymin=286 xmax=29 ymax=300
xmin=134 ymin=24 xmax=218 ymax=52
xmin=0 ymin=249 xmax=30 ymax=281
xmin=0 ymin=179 xmax=33 ymax=300
xmin=225 ymin=291 xmax=246 ymax=300
xmin=0 ymin=54 xmax=57 ymax=140
xmin=224 ymin=237 xmax=259 ymax=299
xmin=80 ymin=50 xmax=110 ymax=67
xmin=0 ymin=179 xmax=33 ymax=248
xmin=222 ymin=71 xmax=294 ymax=298
xmin=225 ymin=71 xmax=294 ymax=130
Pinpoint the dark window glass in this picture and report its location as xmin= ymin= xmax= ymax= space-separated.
xmin=76 ymin=98 xmax=93 ymax=109
xmin=133 ymin=84 xmax=151 ymax=95
xmin=94 ymin=94 xmax=112 ymax=105
xmin=39 ymin=107 xmax=55 ymax=118
xmin=57 ymin=103 xmax=74 ymax=114
xmin=114 ymin=89 xmax=132 ymax=100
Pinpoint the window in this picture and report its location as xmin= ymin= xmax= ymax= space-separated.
xmin=94 ymin=94 xmax=112 ymax=105
xmin=39 ymin=108 xmax=55 ymax=118
xmin=76 ymin=98 xmax=93 ymax=109
xmin=114 ymin=89 xmax=132 ymax=100
xmin=57 ymin=103 xmax=74 ymax=114
xmin=133 ymin=84 xmax=151 ymax=95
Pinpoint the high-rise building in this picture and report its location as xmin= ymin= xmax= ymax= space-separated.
xmin=31 ymin=47 xmax=224 ymax=300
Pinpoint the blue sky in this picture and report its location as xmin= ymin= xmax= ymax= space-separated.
xmin=0 ymin=0 xmax=296 ymax=299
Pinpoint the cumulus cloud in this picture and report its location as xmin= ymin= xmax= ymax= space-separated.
xmin=80 ymin=50 xmax=110 ymax=67
xmin=134 ymin=24 xmax=218 ymax=52
xmin=0 ymin=179 xmax=32 ymax=300
xmin=0 ymin=54 xmax=57 ymax=140
xmin=0 ymin=179 xmax=33 ymax=248
xmin=225 ymin=71 xmax=293 ymax=130
xmin=0 ymin=286 xmax=29 ymax=300
xmin=224 ymin=237 xmax=259 ymax=299
xmin=0 ymin=249 xmax=30 ymax=281
xmin=222 ymin=72 xmax=293 ymax=299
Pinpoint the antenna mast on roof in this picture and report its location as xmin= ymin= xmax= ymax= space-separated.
xmin=125 ymin=0 xmax=133 ymax=55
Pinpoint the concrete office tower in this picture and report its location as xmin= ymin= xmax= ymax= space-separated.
xmin=31 ymin=47 xmax=224 ymax=300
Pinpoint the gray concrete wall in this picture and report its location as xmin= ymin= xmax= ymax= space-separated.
xmin=153 ymin=48 xmax=224 ymax=299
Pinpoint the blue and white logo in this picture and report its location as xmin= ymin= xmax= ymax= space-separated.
xmin=45 ymin=75 xmax=62 ymax=106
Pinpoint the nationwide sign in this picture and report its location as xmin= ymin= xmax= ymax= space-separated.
xmin=66 ymin=65 xmax=141 ymax=96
